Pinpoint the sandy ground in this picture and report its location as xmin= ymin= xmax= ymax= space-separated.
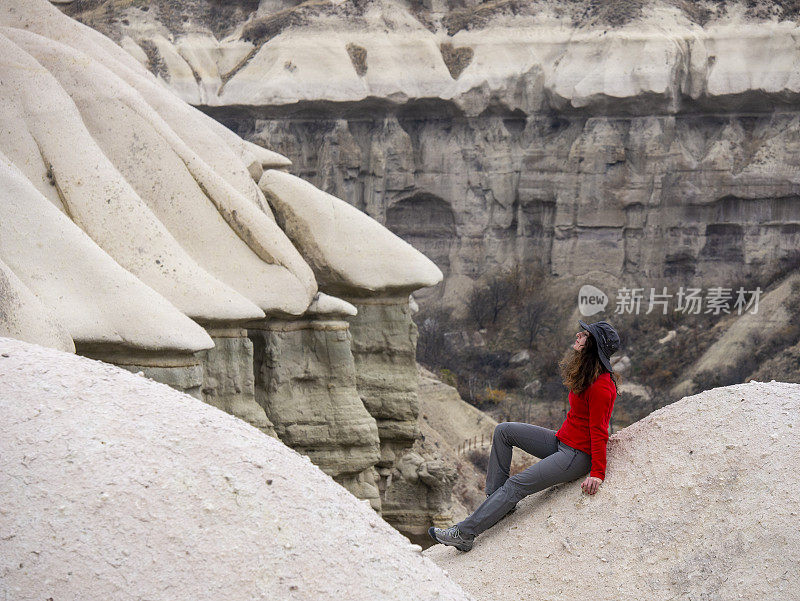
xmin=426 ymin=378 xmax=800 ymax=601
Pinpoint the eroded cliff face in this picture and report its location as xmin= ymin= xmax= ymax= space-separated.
xmin=67 ymin=0 xmax=800 ymax=312
xmin=244 ymin=110 xmax=800 ymax=308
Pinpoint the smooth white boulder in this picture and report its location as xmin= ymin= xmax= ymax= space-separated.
xmin=305 ymin=293 xmax=358 ymax=317
xmin=0 ymin=31 xmax=264 ymax=325
xmin=0 ymin=155 xmax=212 ymax=353
xmin=260 ymin=170 xmax=443 ymax=295
xmin=0 ymin=338 xmax=472 ymax=601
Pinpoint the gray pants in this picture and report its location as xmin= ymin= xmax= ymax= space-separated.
xmin=457 ymin=422 xmax=591 ymax=536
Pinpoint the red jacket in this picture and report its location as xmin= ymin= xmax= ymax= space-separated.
xmin=556 ymin=372 xmax=617 ymax=481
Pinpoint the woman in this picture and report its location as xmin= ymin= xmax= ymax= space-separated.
xmin=428 ymin=319 xmax=621 ymax=552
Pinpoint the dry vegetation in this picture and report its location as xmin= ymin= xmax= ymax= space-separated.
xmin=138 ymin=39 xmax=169 ymax=81
xmin=416 ymin=262 xmax=575 ymax=426
xmin=61 ymin=0 xmax=262 ymax=40
xmin=440 ymin=42 xmax=474 ymax=79
xmin=346 ymin=43 xmax=368 ymax=77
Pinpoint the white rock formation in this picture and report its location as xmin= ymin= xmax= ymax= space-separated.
xmin=0 ymin=30 xmax=262 ymax=325
xmin=0 ymin=337 xmax=471 ymax=601
xmin=426 ymin=379 xmax=800 ymax=600
xmin=305 ymin=292 xmax=358 ymax=317
xmin=0 ymin=154 xmax=212 ymax=354
xmin=260 ymin=169 xmax=443 ymax=296
xmin=0 ymin=0 xmax=277 ymax=211
xmin=3 ymin=26 xmax=315 ymax=318
xmin=75 ymin=2 xmax=800 ymax=115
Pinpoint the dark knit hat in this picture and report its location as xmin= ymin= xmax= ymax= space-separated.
xmin=578 ymin=320 xmax=621 ymax=373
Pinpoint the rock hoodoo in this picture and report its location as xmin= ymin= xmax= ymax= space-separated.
xmin=426 ymin=379 xmax=800 ymax=600
xmin=0 ymin=0 xmax=445 ymax=538
xmin=0 ymin=338 xmax=470 ymax=601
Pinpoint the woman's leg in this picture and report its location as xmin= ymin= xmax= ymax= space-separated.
xmin=484 ymin=422 xmax=559 ymax=496
xmin=457 ymin=440 xmax=591 ymax=536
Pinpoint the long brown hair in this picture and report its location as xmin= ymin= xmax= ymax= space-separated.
xmin=558 ymin=331 xmax=622 ymax=395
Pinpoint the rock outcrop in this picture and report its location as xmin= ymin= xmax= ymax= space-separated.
xmin=0 ymin=0 xmax=445 ymax=537
xmin=426 ymin=379 xmax=800 ymax=600
xmin=0 ymin=153 xmax=213 ymax=357
xmin=0 ymin=337 xmax=471 ymax=601
xmin=258 ymin=166 xmax=444 ymax=519
xmin=379 ymin=364 xmax=538 ymax=546
xmin=417 ymin=366 xmax=498 ymax=518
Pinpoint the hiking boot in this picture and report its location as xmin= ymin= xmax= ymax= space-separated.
xmin=427 ymin=525 xmax=475 ymax=552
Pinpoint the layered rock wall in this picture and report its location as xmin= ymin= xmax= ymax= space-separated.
xmin=345 ymin=297 xmax=421 ymax=477
xmin=198 ymin=326 xmax=276 ymax=436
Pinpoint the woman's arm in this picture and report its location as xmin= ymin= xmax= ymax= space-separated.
xmin=584 ymin=379 xmax=615 ymax=490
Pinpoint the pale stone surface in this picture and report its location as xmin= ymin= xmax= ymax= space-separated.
xmin=1 ymin=0 xmax=274 ymax=213
xmin=240 ymin=138 xmax=293 ymax=170
xmin=426 ymin=380 xmax=800 ymax=601
xmin=0 ymin=337 xmax=472 ymax=601
xmin=249 ymin=318 xmax=382 ymax=508
xmin=0 ymin=153 xmax=212 ymax=354
xmin=259 ymin=169 xmax=443 ymax=296
xmin=0 ymin=258 xmax=75 ymax=354
xmin=418 ymin=367 xmax=497 ymax=449
xmin=73 ymin=2 xmax=800 ymax=116
xmin=305 ymin=292 xmax=358 ymax=317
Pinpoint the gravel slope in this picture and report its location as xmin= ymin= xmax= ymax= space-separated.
xmin=0 ymin=338 xmax=472 ymax=601
xmin=426 ymin=378 xmax=800 ymax=601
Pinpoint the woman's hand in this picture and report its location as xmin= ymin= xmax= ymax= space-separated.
xmin=581 ymin=476 xmax=602 ymax=495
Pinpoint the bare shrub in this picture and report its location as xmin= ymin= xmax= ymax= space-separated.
xmin=467 ymin=448 xmax=489 ymax=472
xmin=346 ymin=43 xmax=367 ymax=76
xmin=440 ymin=43 xmax=474 ymax=79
